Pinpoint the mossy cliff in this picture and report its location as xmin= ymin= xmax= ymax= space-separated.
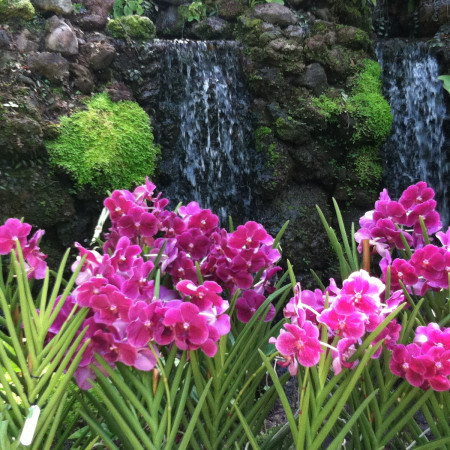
xmin=0 ymin=0 xmax=397 ymax=283
xmin=233 ymin=4 xmax=392 ymax=281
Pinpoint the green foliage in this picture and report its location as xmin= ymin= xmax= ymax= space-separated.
xmin=254 ymin=126 xmax=279 ymax=168
xmin=0 ymin=246 xmax=88 ymax=449
xmin=438 ymin=75 xmax=450 ymax=95
xmin=0 ymin=0 xmax=35 ymax=21
xmin=107 ymin=14 xmax=156 ymax=40
xmin=113 ymin=0 xmax=144 ymax=17
xmin=254 ymin=126 xmax=272 ymax=151
xmin=178 ymin=1 xmax=207 ymax=22
xmin=46 ymin=93 xmax=160 ymax=194
xmin=312 ymin=91 xmax=343 ymax=121
xmin=72 ymin=3 xmax=83 ymax=13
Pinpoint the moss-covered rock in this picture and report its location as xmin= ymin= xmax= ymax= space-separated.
xmin=330 ymin=0 xmax=372 ymax=32
xmin=313 ymin=60 xmax=392 ymax=145
xmin=0 ymin=115 xmax=44 ymax=158
xmin=0 ymin=0 xmax=35 ymax=21
xmin=46 ymin=92 xmax=160 ymax=193
xmin=254 ymin=183 xmax=336 ymax=287
xmin=217 ymin=0 xmax=245 ymax=20
xmin=336 ymin=25 xmax=371 ymax=51
xmin=254 ymin=125 xmax=295 ymax=196
xmin=312 ymin=59 xmax=391 ymax=194
xmin=107 ymin=15 xmax=156 ymax=40
xmin=191 ymin=16 xmax=233 ymax=40
xmin=304 ymin=35 xmax=357 ymax=83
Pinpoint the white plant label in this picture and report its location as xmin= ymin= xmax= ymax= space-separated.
xmin=19 ymin=405 xmax=40 ymax=446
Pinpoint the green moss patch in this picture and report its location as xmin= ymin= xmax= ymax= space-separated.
xmin=313 ymin=59 xmax=392 ymax=145
xmin=312 ymin=59 xmax=391 ymax=191
xmin=46 ymin=93 xmax=160 ymax=193
xmin=351 ymin=146 xmax=383 ymax=189
xmin=107 ymin=15 xmax=156 ymax=40
xmin=0 ymin=0 xmax=35 ymax=21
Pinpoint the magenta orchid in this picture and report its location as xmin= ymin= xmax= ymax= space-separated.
xmin=270 ymin=321 xmax=323 ymax=375
xmin=0 ymin=218 xmax=47 ymax=279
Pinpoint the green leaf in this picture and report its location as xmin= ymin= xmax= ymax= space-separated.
xmin=414 ymin=437 xmax=450 ymax=450
xmin=178 ymin=378 xmax=212 ymax=450
xmin=327 ymin=390 xmax=378 ymax=450
xmin=316 ymin=205 xmax=351 ymax=278
xmin=272 ymin=220 xmax=289 ymax=249
xmin=234 ymin=404 xmax=259 ymax=450
xmin=438 ymin=75 xmax=450 ymax=95
xmin=259 ymin=350 xmax=298 ymax=442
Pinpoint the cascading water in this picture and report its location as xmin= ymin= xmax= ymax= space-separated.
xmin=376 ymin=40 xmax=449 ymax=226
xmin=150 ymin=40 xmax=254 ymax=222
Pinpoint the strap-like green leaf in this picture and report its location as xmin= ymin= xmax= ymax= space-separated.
xmin=178 ymin=378 xmax=212 ymax=450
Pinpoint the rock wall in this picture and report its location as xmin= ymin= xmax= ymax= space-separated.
xmin=374 ymin=0 xmax=450 ymax=38
xmin=0 ymin=0 xmax=398 ymax=283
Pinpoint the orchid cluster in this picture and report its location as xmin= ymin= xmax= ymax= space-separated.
xmin=47 ymin=179 xmax=281 ymax=389
xmin=390 ymin=323 xmax=450 ymax=391
xmin=271 ymin=270 xmax=403 ymax=375
xmin=354 ymin=182 xmax=449 ymax=295
xmin=271 ymin=181 xmax=449 ymax=392
xmin=0 ymin=218 xmax=47 ymax=280
xmin=355 ymin=181 xmax=442 ymax=256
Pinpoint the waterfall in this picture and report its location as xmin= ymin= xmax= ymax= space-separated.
xmin=376 ymin=40 xmax=449 ymax=226
xmin=149 ymin=40 xmax=254 ymax=223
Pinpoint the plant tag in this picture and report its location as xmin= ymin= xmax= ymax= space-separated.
xmin=19 ymin=405 xmax=40 ymax=446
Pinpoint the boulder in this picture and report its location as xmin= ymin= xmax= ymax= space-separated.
xmin=191 ymin=16 xmax=233 ymax=40
xmin=0 ymin=50 xmax=13 ymax=70
xmin=33 ymin=0 xmax=73 ymax=15
xmin=0 ymin=29 xmax=11 ymax=49
xmin=27 ymin=52 xmax=70 ymax=84
xmin=0 ymin=0 xmax=35 ymax=21
xmin=336 ymin=25 xmax=370 ymax=51
xmin=313 ymin=7 xmax=332 ymax=21
xmin=418 ymin=1 xmax=450 ymax=37
xmin=217 ymin=0 xmax=244 ymax=20
xmin=254 ymin=183 xmax=334 ymax=284
xmin=106 ymin=82 xmax=134 ymax=102
xmin=0 ymin=116 xmax=44 ymax=158
xmin=75 ymin=0 xmax=114 ymax=30
xmin=155 ymin=6 xmax=182 ymax=36
xmin=284 ymin=25 xmax=307 ymax=42
xmin=253 ymin=3 xmax=298 ymax=27
xmin=45 ymin=16 xmax=79 ymax=56
xmin=70 ymin=63 xmax=94 ymax=93
xmin=301 ymin=63 xmax=328 ymax=95
xmin=0 ymin=167 xmax=77 ymax=231
xmin=107 ymin=15 xmax=156 ymax=40
xmin=81 ymin=35 xmax=116 ymax=71
xmin=15 ymin=29 xmax=39 ymax=53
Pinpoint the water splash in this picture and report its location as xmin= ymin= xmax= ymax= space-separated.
xmin=152 ymin=40 xmax=254 ymax=223
xmin=376 ymin=40 xmax=449 ymax=226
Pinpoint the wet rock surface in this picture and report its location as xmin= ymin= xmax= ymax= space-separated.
xmin=253 ymin=3 xmax=298 ymax=27
xmin=27 ymin=52 xmax=70 ymax=83
xmin=33 ymin=0 xmax=73 ymax=16
xmin=45 ymin=16 xmax=79 ymax=55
